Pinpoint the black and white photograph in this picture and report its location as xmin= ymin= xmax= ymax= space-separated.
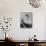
xmin=20 ymin=12 xmax=33 ymax=28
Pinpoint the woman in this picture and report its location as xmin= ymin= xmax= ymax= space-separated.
xmin=20 ymin=13 xmax=32 ymax=28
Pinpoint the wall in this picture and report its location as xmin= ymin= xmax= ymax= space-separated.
xmin=0 ymin=0 xmax=46 ymax=40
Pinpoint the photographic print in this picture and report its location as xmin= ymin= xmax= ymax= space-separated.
xmin=20 ymin=12 xmax=33 ymax=28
